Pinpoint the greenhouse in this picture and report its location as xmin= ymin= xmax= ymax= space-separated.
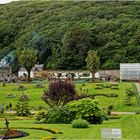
xmin=120 ymin=63 xmax=140 ymax=80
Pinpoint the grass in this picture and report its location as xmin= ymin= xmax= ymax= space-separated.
xmin=0 ymin=115 xmax=140 ymax=139
xmin=0 ymin=81 xmax=140 ymax=139
xmin=0 ymin=82 xmax=139 ymax=112
xmin=77 ymin=82 xmax=139 ymax=112
xmin=0 ymin=83 xmax=48 ymax=110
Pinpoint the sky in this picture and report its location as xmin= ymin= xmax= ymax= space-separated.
xmin=0 ymin=0 xmax=19 ymax=4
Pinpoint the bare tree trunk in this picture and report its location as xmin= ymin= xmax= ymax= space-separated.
xmin=27 ymin=70 xmax=31 ymax=81
xmin=92 ymin=72 xmax=95 ymax=81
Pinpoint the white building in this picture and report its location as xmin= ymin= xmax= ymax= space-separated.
xmin=120 ymin=63 xmax=140 ymax=80
xmin=18 ymin=64 xmax=43 ymax=78
xmin=46 ymin=70 xmax=92 ymax=79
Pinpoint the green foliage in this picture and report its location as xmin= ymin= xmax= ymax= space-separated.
xmin=72 ymin=119 xmax=89 ymax=128
xmin=124 ymin=88 xmax=135 ymax=106
xmin=17 ymin=85 xmax=27 ymax=91
xmin=5 ymin=93 xmax=16 ymax=98
xmin=85 ymin=50 xmax=100 ymax=80
xmin=42 ymin=106 xmax=74 ymax=124
xmin=67 ymin=98 xmax=105 ymax=124
xmin=35 ymin=82 xmax=44 ymax=88
xmin=107 ymin=105 xmax=113 ymax=115
xmin=34 ymin=106 xmax=74 ymax=124
xmin=34 ymin=111 xmax=46 ymax=121
xmin=16 ymin=94 xmax=31 ymax=116
xmin=18 ymin=48 xmax=37 ymax=79
xmin=20 ymin=93 xmax=30 ymax=101
xmin=0 ymin=1 xmax=140 ymax=71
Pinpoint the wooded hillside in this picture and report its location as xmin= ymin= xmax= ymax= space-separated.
xmin=0 ymin=1 xmax=140 ymax=71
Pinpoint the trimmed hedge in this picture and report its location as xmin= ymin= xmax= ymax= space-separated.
xmin=0 ymin=126 xmax=62 ymax=134
xmin=67 ymin=98 xmax=105 ymax=124
xmin=72 ymin=119 xmax=89 ymax=128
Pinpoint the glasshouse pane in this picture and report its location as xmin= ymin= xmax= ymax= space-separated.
xmin=120 ymin=63 xmax=140 ymax=80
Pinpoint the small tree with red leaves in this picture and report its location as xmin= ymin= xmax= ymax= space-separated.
xmin=42 ymin=80 xmax=77 ymax=107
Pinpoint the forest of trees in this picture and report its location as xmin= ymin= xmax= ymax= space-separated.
xmin=0 ymin=1 xmax=140 ymax=72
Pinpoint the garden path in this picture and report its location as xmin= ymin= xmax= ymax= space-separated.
xmin=5 ymin=110 xmax=38 ymax=114
xmin=111 ymin=112 xmax=135 ymax=115
xmin=6 ymin=110 xmax=136 ymax=115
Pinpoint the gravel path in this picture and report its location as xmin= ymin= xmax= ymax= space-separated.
xmin=111 ymin=112 xmax=135 ymax=115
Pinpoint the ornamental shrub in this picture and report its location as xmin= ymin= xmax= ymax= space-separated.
xmin=35 ymin=106 xmax=74 ymax=124
xmin=35 ymin=82 xmax=44 ymax=88
xmin=67 ymin=98 xmax=105 ymax=124
xmin=72 ymin=119 xmax=89 ymax=128
xmin=34 ymin=111 xmax=46 ymax=121
xmin=20 ymin=93 xmax=30 ymax=101
xmin=45 ymin=106 xmax=74 ymax=124
xmin=17 ymin=85 xmax=27 ymax=91
xmin=16 ymin=96 xmax=31 ymax=117
xmin=42 ymin=79 xmax=77 ymax=107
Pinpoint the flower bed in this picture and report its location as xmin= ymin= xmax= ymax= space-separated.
xmin=5 ymin=93 xmax=16 ymax=98
xmin=0 ymin=126 xmax=62 ymax=134
xmin=0 ymin=129 xmax=28 ymax=139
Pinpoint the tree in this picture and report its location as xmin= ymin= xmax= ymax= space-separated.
xmin=18 ymin=48 xmax=37 ymax=80
xmin=1 ymin=1 xmax=140 ymax=70
xmin=124 ymin=88 xmax=135 ymax=106
xmin=42 ymin=79 xmax=77 ymax=107
xmin=67 ymin=98 xmax=105 ymax=124
xmin=85 ymin=50 xmax=100 ymax=81
xmin=16 ymin=93 xmax=31 ymax=116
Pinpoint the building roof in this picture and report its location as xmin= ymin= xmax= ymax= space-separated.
xmin=19 ymin=64 xmax=44 ymax=72
xmin=0 ymin=64 xmax=10 ymax=69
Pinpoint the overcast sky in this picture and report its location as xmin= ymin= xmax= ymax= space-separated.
xmin=0 ymin=0 xmax=19 ymax=4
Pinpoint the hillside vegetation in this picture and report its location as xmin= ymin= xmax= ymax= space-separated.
xmin=0 ymin=1 xmax=140 ymax=71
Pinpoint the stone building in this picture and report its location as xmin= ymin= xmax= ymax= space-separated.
xmin=0 ymin=64 xmax=11 ymax=80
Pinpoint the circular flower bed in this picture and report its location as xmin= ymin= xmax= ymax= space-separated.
xmin=0 ymin=129 xmax=28 ymax=139
xmin=5 ymin=93 xmax=16 ymax=98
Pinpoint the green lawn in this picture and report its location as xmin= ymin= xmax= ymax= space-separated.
xmin=0 ymin=82 xmax=140 ymax=139
xmin=0 ymin=83 xmax=47 ymax=110
xmin=0 ymin=82 xmax=139 ymax=112
xmin=0 ymin=115 xmax=140 ymax=139
xmin=77 ymin=82 xmax=139 ymax=112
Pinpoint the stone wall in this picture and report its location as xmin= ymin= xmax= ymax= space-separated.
xmin=98 ymin=70 xmax=120 ymax=79
xmin=0 ymin=67 xmax=11 ymax=78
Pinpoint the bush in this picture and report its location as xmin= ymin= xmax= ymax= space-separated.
xmin=107 ymin=105 xmax=113 ymax=115
xmin=16 ymin=96 xmax=31 ymax=117
xmin=135 ymin=111 xmax=140 ymax=114
xmin=72 ymin=119 xmax=89 ymax=128
xmin=124 ymin=88 xmax=135 ymax=106
xmin=35 ymin=82 xmax=44 ymax=88
xmin=35 ymin=106 xmax=74 ymax=124
xmin=45 ymin=106 xmax=74 ymax=124
xmin=67 ymin=98 xmax=105 ymax=124
xmin=17 ymin=85 xmax=27 ymax=91
xmin=103 ymin=85 xmax=111 ymax=88
xmin=40 ymin=118 xmax=47 ymax=123
xmin=20 ymin=93 xmax=30 ymax=101
xmin=34 ymin=111 xmax=46 ymax=121
xmin=96 ymin=83 xmax=103 ymax=87
xmin=95 ymin=86 xmax=103 ymax=89
xmin=38 ymin=106 xmax=45 ymax=110
xmin=111 ymin=83 xmax=119 ymax=86
xmin=111 ymin=87 xmax=119 ymax=90
xmin=42 ymin=80 xmax=77 ymax=107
